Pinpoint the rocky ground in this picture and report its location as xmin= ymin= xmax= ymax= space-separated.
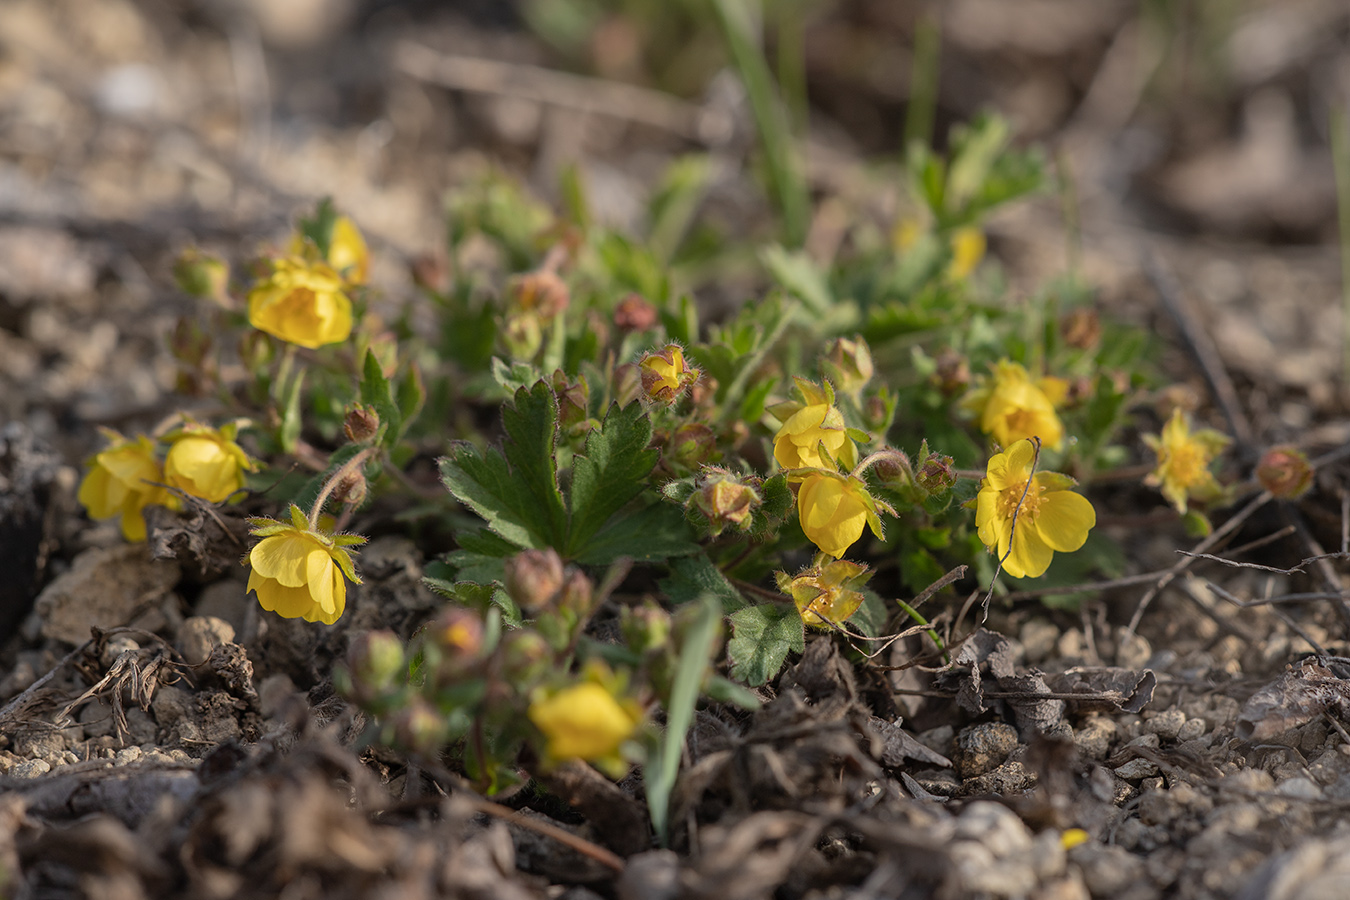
xmin=5 ymin=2 xmax=1350 ymax=898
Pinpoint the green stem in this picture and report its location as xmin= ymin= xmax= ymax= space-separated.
xmin=894 ymin=597 xmax=947 ymax=662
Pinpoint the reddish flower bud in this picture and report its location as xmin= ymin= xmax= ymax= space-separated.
xmin=510 ymin=270 xmax=570 ymax=317
xmin=343 ymin=404 xmax=380 ymax=443
xmin=503 ymin=548 xmax=566 ymax=614
xmin=690 ymin=469 xmax=761 ymax=536
xmin=1256 ymin=445 xmax=1313 ymax=500
xmin=614 ymin=293 xmax=658 ymax=332
xmin=1061 ymin=309 xmax=1102 ymax=350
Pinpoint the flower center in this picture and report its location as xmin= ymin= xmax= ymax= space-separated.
xmin=1168 ymin=443 xmax=1205 ymax=486
xmin=998 ymin=479 xmax=1044 ymax=523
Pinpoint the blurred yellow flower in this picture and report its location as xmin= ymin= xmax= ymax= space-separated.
xmin=797 ymin=472 xmax=883 ymax=559
xmin=1143 ymin=409 xmax=1230 ymax=514
xmin=528 ymin=678 xmax=641 ymax=774
xmin=289 ymin=215 xmax=369 ymax=285
xmin=164 ymin=423 xmax=255 ymax=504
xmin=77 ymin=431 xmax=173 ymax=542
xmin=245 ymin=505 xmax=364 ymax=625
xmin=777 ymin=558 xmax=871 ymax=628
xmin=947 ymin=227 xmax=986 ymax=280
xmin=966 ymin=360 xmax=1067 ymax=451
xmin=976 ymin=439 xmax=1095 ymax=578
xmin=247 ymin=257 xmax=353 ymax=349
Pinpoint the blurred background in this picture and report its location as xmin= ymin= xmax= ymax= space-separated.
xmin=2 ymin=0 xmax=1348 ymax=452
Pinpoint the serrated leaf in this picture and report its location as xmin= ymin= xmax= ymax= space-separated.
xmin=760 ymin=244 xmax=832 ymax=314
xmin=728 ymin=604 xmax=804 ymax=686
xmin=438 ymin=381 xmax=568 ymax=550
xmin=660 ymin=553 xmax=748 ymax=613
xmin=567 ymin=402 xmax=658 ymax=555
xmin=574 ymin=501 xmax=699 ymax=566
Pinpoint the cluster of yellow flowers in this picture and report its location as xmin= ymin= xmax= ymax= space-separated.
xmin=79 ymin=422 xmax=255 ymax=541
xmin=770 ymin=378 xmax=892 ymax=561
xmin=246 ymin=214 xmax=368 ymax=350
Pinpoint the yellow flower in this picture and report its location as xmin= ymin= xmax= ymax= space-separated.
xmin=247 ymin=257 xmax=354 ymax=349
xmin=966 ymin=360 xmax=1067 ymax=451
xmin=289 ymin=215 xmax=369 ymax=285
xmin=638 ymin=344 xmax=698 ymax=405
xmin=164 ymin=423 xmax=256 ymax=503
xmin=245 ymin=505 xmax=364 ymax=625
xmin=772 ymin=379 xmax=858 ymax=473
xmin=777 ymin=558 xmax=872 ymax=628
xmin=976 ymin=439 xmax=1095 ymax=579
xmin=77 ymin=430 xmax=174 ymax=542
xmin=947 ymin=227 xmax=986 ymax=280
xmin=1143 ymin=409 xmax=1230 ymax=514
xmin=528 ymin=676 xmax=642 ymax=775
xmin=797 ymin=471 xmax=884 ymax=559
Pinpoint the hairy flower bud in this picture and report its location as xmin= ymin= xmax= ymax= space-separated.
xmin=1256 ymin=445 xmax=1313 ymax=500
xmin=551 ymin=370 xmax=590 ymax=433
xmin=639 ymin=344 xmax=699 ymax=407
xmin=501 ymin=630 xmax=552 ymax=684
xmin=503 ymin=548 xmax=566 ymax=614
xmin=690 ymin=470 xmax=761 ymax=536
xmin=343 ymin=404 xmax=380 ymax=443
xmin=916 ymin=452 xmax=956 ymax=496
xmin=932 ymin=349 xmax=970 ymax=396
xmin=331 ymin=469 xmax=368 ymax=507
xmin=557 ymin=568 xmax=595 ymax=618
xmin=620 ymin=601 xmax=672 ymax=653
xmin=668 ymin=423 xmax=719 ymax=471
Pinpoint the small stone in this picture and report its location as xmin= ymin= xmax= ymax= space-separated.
xmin=1070 ymin=843 xmax=1145 ymax=897
xmin=1275 ymin=777 xmax=1322 ymax=800
xmin=1114 ymin=759 xmax=1160 ymax=780
xmin=1074 ymin=716 xmax=1117 ymax=760
xmin=100 ymin=635 xmax=140 ymax=669
xmin=1032 ymin=828 xmax=1068 ymax=880
xmin=35 ymin=544 xmax=180 ymax=644
xmin=114 ymin=746 xmax=142 ymax=765
xmin=1176 ymin=717 xmax=1207 ymax=742
xmin=953 ymin=722 xmax=1020 ymax=778
xmin=1219 ymin=768 xmax=1274 ymax=799
xmin=617 ymin=849 xmax=679 ymax=900
xmin=177 ymin=616 xmax=236 ymax=666
xmin=959 ymin=759 xmax=1037 ymax=796
xmin=1114 ymin=629 xmax=1152 ymax=670
xmin=10 ymin=759 xmax=50 ymax=778
xmin=194 ymin=579 xmax=252 ymax=637
xmin=258 ymin=673 xmax=301 ymax=720
xmin=1020 ymin=619 xmax=1060 ymax=664
xmin=916 ymin=724 xmax=955 ymax=756
xmin=952 ymin=801 xmax=1034 ymax=857
xmin=1144 ymin=709 xmax=1185 ymax=741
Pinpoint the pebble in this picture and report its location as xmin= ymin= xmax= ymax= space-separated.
xmin=100 ymin=634 xmax=140 ymax=669
xmin=1176 ymin=717 xmax=1207 ymax=742
xmin=617 ymin=850 xmax=679 ymax=900
xmin=1144 ymin=709 xmax=1185 ymax=741
xmin=177 ymin=615 xmax=236 ymax=666
xmin=1069 ymin=843 xmax=1145 ymax=897
xmin=1074 ymin=717 xmax=1117 ymax=760
xmin=1274 ymin=777 xmax=1322 ymax=801
xmin=952 ymin=722 xmax=1019 ymax=778
xmin=1019 ymin=619 xmax=1060 ymax=664
xmin=952 ymin=801 xmax=1034 ymax=856
xmin=1114 ymin=759 xmax=1160 ymax=780
xmin=10 ymin=759 xmax=50 ymax=778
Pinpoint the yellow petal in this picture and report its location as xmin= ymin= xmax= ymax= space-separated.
xmin=306 ymin=548 xmax=337 ymax=615
xmin=251 ymin=574 xmax=319 ymax=620
xmin=249 ymin=533 xmax=312 ymax=586
xmin=1035 ymin=490 xmax=1095 ymax=553
xmin=1006 ymin=524 xmax=1054 ymax=578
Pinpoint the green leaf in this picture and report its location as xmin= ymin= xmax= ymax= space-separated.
xmin=647 ymin=593 xmax=720 ymax=846
xmin=727 ymin=604 xmax=804 ymax=686
xmin=567 ymin=402 xmax=658 ymax=555
xmin=360 ymin=350 xmax=403 ymax=447
xmin=851 ymin=589 xmax=891 ymax=638
xmin=438 ymin=380 xmax=568 ymax=550
xmin=298 ymin=197 xmax=338 ymax=258
xmin=395 ymin=363 xmax=425 ymax=438
xmin=760 ymin=244 xmax=832 ymax=315
xmin=574 ymin=501 xmax=699 ymax=566
xmin=661 ymin=553 xmax=748 ymax=613
xmin=279 ymin=368 xmax=305 ymax=455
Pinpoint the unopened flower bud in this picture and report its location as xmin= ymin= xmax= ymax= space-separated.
xmin=1061 ymin=309 xmax=1102 ymax=350
xmin=429 ymin=607 xmax=485 ymax=682
xmin=669 ymin=423 xmax=719 ymax=471
xmin=620 ymin=601 xmax=672 ymax=653
xmin=345 ymin=629 xmax=406 ymax=701
xmin=551 ymin=370 xmax=590 ymax=432
xmin=614 ymin=293 xmax=658 ymax=332
xmin=510 ymin=270 xmax=570 ymax=317
xmin=557 ymin=568 xmax=595 ymax=618
xmin=174 ymin=248 xmax=230 ymax=304
xmin=332 ymin=469 xmax=368 ymax=506
xmin=390 ymin=696 xmax=445 ymax=756
xmin=823 ymin=336 xmax=874 ymax=395
xmin=916 ymin=453 xmax=956 ymax=495
xmin=873 ymin=453 xmax=914 ymax=488
xmin=238 ymin=330 xmax=274 ymax=371
xmin=639 ymin=344 xmax=699 ymax=407
xmin=1256 ymin=445 xmax=1313 ymax=499
xmin=503 ymin=548 xmax=566 ymax=614
xmin=344 ymin=404 xmax=380 ymax=443
xmin=691 ymin=470 xmax=761 ymax=536
xmin=501 ymin=630 xmax=552 ymax=684
xmin=502 ymin=311 xmax=543 ymax=361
